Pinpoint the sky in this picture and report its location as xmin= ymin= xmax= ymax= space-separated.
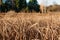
xmin=3 ymin=0 xmax=60 ymax=6
xmin=27 ymin=0 xmax=60 ymax=6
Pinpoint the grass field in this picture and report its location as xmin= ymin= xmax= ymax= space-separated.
xmin=0 ymin=11 xmax=60 ymax=40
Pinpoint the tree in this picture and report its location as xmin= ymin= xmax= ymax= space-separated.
xmin=19 ymin=0 xmax=27 ymax=11
xmin=14 ymin=0 xmax=20 ymax=12
xmin=0 ymin=0 xmax=2 ymax=12
xmin=0 ymin=0 xmax=40 ymax=13
xmin=5 ymin=0 xmax=12 ymax=11
xmin=28 ymin=0 xmax=40 ymax=12
xmin=14 ymin=0 xmax=27 ymax=12
xmin=0 ymin=0 xmax=2 ymax=5
xmin=0 ymin=0 xmax=8 ymax=12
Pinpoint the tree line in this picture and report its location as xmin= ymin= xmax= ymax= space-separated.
xmin=0 ymin=0 xmax=41 ymax=13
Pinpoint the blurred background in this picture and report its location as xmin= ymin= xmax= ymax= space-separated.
xmin=0 ymin=0 xmax=60 ymax=13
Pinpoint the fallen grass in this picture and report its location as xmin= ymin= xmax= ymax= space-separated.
xmin=0 ymin=12 xmax=60 ymax=40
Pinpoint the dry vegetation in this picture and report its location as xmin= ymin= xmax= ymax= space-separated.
xmin=47 ymin=5 xmax=60 ymax=12
xmin=0 ymin=11 xmax=60 ymax=40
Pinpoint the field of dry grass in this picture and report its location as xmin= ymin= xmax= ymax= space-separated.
xmin=0 ymin=11 xmax=60 ymax=40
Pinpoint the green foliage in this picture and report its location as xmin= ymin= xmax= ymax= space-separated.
xmin=15 ymin=0 xmax=19 ymax=8
xmin=0 ymin=0 xmax=9 ymax=12
xmin=14 ymin=0 xmax=20 ymax=12
xmin=0 ymin=0 xmax=40 ymax=13
xmin=19 ymin=0 xmax=27 ymax=10
xmin=5 ymin=0 xmax=12 ymax=11
xmin=0 ymin=0 xmax=5 ymax=12
xmin=14 ymin=0 xmax=27 ymax=12
xmin=28 ymin=0 xmax=40 ymax=12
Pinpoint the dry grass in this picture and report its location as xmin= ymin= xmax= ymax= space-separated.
xmin=0 ymin=11 xmax=60 ymax=40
